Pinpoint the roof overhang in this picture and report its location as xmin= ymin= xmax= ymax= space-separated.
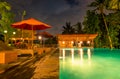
xmin=57 ymin=34 xmax=98 ymax=41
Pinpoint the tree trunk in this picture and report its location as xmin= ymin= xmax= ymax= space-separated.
xmin=102 ymin=13 xmax=113 ymax=48
xmin=99 ymin=5 xmax=113 ymax=48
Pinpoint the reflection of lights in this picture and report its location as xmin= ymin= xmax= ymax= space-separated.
xmin=62 ymin=41 xmax=65 ymax=44
xmin=60 ymin=48 xmax=93 ymax=68
xmin=59 ymin=56 xmax=63 ymax=59
xmin=63 ymin=49 xmax=65 ymax=61
xmin=62 ymin=60 xmax=65 ymax=69
xmin=88 ymin=60 xmax=91 ymax=66
xmin=59 ymin=49 xmax=62 ymax=59
xmin=71 ymin=49 xmax=74 ymax=62
xmin=87 ymin=49 xmax=91 ymax=60
xmin=87 ymin=41 xmax=90 ymax=44
xmin=79 ymin=48 xmax=83 ymax=61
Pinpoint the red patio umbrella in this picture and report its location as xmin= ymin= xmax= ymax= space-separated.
xmin=12 ymin=18 xmax=51 ymax=30
xmin=11 ymin=18 xmax=51 ymax=48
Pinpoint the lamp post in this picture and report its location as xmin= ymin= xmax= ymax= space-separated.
xmin=12 ymin=32 xmax=16 ymax=46
xmin=38 ymin=36 xmax=42 ymax=47
xmin=13 ymin=32 xmax=16 ymax=35
xmin=4 ymin=30 xmax=7 ymax=44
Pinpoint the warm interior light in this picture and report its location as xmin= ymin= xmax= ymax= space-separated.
xmin=20 ymin=38 xmax=23 ymax=40
xmin=71 ymin=41 xmax=74 ymax=44
xmin=13 ymin=38 xmax=16 ymax=40
xmin=13 ymin=32 xmax=16 ymax=35
xmin=80 ymin=41 xmax=83 ymax=44
xmin=62 ymin=41 xmax=65 ymax=44
xmin=38 ymin=36 xmax=42 ymax=40
xmin=4 ymin=30 xmax=7 ymax=33
xmin=26 ymin=38 xmax=28 ymax=40
xmin=87 ymin=41 xmax=90 ymax=44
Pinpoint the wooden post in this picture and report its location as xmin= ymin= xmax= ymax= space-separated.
xmin=92 ymin=40 xmax=94 ymax=47
xmin=32 ymin=26 xmax=34 ymax=49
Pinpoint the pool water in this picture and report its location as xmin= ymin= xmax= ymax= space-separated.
xmin=60 ymin=48 xmax=120 ymax=79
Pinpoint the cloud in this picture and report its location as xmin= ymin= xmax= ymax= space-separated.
xmin=64 ymin=0 xmax=79 ymax=7
xmin=6 ymin=0 xmax=94 ymax=34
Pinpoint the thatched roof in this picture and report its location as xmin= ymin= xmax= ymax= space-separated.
xmin=57 ymin=34 xmax=98 ymax=41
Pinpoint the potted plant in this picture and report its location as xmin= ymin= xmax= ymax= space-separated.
xmin=0 ymin=41 xmax=17 ymax=64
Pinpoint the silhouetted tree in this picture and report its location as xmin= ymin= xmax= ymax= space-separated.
xmin=74 ymin=22 xmax=83 ymax=34
xmin=62 ymin=22 xmax=75 ymax=34
xmin=89 ymin=0 xmax=113 ymax=48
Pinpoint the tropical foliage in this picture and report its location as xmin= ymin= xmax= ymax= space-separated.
xmin=62 ymin=0 xmax=120 ymax=48
xmin=83 ymin=0 xmax=120 ymax=48
xmin=107 ymin=0 xmax=120 ymax=10
xmin=83 ymin=10 xmax=100 ymax=34
xmin=62 ymin=22 xmax=75 ymax=34
xmin=0 ymin=1 xmax=15 ymax=43
xmin=74 ymin=22 xmax=83 ymax=34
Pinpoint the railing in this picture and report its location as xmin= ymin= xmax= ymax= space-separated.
xmin=10 ymin=43 xmax=58 ymax=49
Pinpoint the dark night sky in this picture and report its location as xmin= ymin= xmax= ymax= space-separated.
xmin=7 ymin=0 xmax=94 ymax=34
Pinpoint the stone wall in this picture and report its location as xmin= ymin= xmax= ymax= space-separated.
xmin=0 ymin=51 xmax=17 ymax=64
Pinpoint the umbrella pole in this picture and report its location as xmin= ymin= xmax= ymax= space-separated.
xmin=21 ymin=28 xmax=23 ymax=38
xmin=32 ymin=26 xmax=33 ymax=49
xmin=22 ymin=29 xmax=23 ymax=42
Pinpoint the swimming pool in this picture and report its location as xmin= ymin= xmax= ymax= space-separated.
xmin=60 ymin=48 xmax=120 ymax=79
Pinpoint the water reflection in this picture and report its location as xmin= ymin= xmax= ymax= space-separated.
xmin=63 ymin=49 xmax=65 ymax=62
xmin=60 ymin=48 xmax=120 ymax=79
xmin=71 ymin=49 xmax=74 ymax=62
xmin=87 ymin=48 xmax=91 ymax=66
xmin=79 ymin=48 xmax=83 ymax=61
xmin=60 ymin=48 xmax=91 ymax=66
xmin=87 ymin=48 xmax=91 ymax=60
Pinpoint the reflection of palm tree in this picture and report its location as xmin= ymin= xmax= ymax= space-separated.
xmin=62 ymin=22 xmax=75 ymax=34
xmin=89 ymin=0 xmax=113 ymax=48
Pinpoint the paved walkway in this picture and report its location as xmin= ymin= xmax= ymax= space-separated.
xmin=0 ymin=48 xmax=59 ymax=79
xmin=31 ymin=48 xmax=59 ymax=79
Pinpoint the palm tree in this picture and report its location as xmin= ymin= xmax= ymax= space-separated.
xmin=62 ymin=22 xmax=75 ymax=34
xmin=89 ymin=0 xmax=113 ymax=48
xmin=83 ymin=10 xmax=100 ymax=34
xmin=108 ymin=0 xmax=120 ymax=10
xmin=107 ymin=0 xmax=120 ymax=48
xmin=0 ymin=1 xmax=15 ymax=44
xmin=0 ymin=1 xmax=11 ymax=13
xmin=74 ymin=22 xmax=83 ymax=34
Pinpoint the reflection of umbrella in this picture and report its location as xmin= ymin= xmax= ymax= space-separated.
xmin=11 ymin=18 xmax=51 ymax=48
xmin=35 ymin=31 xmax=53 ymax=38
